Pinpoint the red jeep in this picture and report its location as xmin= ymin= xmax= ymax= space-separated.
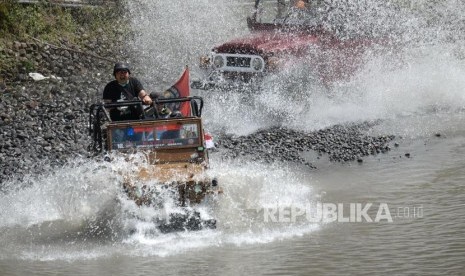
xmin=192 ymin=0 xmax=390 ymax=89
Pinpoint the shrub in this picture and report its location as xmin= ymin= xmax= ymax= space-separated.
xmin=0 ymin=1 xmax=126 ymax=43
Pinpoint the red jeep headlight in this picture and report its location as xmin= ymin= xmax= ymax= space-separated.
xmin=213 ymin=55 xmax=225 ymax=69
xmin=252 ymin=57 xmax=264 ymax=71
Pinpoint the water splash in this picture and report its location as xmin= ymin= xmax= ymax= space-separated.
xmin=0 ymin=158 xmax=118 ymax=229
xmin=122 ymin=158 xmax=322 ymax=256
xmin=125 ymin=0 xmax=251 ymax=91
xmin=200 ymin=40 xmax=465 ymax=136
xmin=193 ymin=1 xmax=465 ymax=135
xmin=0 ymin=154 xmax=322 ymax=260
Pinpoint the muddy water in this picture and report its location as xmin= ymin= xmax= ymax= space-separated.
xmin=1 ymin=114 xmax=464 ymax=275
xmin=1 ymin=0 xmax=465 ymax=275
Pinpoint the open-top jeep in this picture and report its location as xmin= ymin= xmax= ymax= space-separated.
xmin=88 ymin=96 xmax=220 ymax=232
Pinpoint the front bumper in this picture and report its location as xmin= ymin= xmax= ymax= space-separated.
xmin=192 ymin=52 xmax=267 ymax=90
xmin=191 ymin=70 xmax=265 ymax=90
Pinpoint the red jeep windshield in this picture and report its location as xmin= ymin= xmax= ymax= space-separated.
xmin=257 ymin=0 xmax=321 ymax=26
xmin=109 ymin=121 xmax=201 ymax=150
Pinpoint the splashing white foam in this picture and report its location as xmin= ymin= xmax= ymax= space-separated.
xmin=0 ymin=155 xmax=322 ymax=260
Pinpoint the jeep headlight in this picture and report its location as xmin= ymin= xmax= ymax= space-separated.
xmin=252 ymin=57 xmax=263 ymax=71
xmin=194 ymin=183 xmax=203 ymax=194
xmin=213 ymin=55 xmax=224 ymax=69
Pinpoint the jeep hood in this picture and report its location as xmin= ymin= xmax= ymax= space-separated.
xmin=213 ymin=30 xmax=319 ymax=56
xmin=136 ymin=162 xmax=208 ymax=183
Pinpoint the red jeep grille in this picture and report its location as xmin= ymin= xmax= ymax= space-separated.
xmin=226 ymin=56 xmax=251 ymax=68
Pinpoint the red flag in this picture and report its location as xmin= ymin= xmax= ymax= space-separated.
xmin=160 ymin=67 xmax=191 ymax=116
xmin=171 ymin=66 xmax=191 ymax=116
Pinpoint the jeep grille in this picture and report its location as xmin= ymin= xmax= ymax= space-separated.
xmin=226 ymin=56 xmax=251 ymax=68
xmin=212 ymin=53 xmax=265 ymax=73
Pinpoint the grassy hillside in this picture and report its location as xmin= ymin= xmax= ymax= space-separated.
xmin=0 ymin=1 xmax=125 ymax=41
xmin=0 ymin=0 xmax=128 ymax=81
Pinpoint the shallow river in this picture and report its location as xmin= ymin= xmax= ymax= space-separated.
xmin=1 ymin=113 xmax=464 ymax=275
xmin=1 ymin=1 xmax=465 ymax=275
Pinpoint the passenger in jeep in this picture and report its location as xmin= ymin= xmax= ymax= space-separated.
xmin=150 ymin=91 xmax=184 ymax=119
xmin=102 ymin=62 xmax=153 ymax=121
xmin=278 ymin=0 xmax=319 ymax=26
xmin=294 ymin=0 xmax=309 ymax=9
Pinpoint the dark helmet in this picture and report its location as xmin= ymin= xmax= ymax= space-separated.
xmin=113 ymin=62 xmax=131 ymax=76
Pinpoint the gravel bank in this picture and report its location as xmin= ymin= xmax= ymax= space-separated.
xmin=216 ymin=123 xmax=394 ymax=166
xmin=0 ymin=34 xmax=129 ymax=186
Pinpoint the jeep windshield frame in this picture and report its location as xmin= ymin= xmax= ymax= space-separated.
xmin=248 ymin=0 xmax=325 ymax=31
xmin=88 ymin=96 xmax=204 ymax=153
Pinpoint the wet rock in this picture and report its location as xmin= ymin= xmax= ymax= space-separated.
xmin=25 ymin=101 xmax=40 ymax=109
xmin=0 ymin=34 xmax=129 ymax=184
xmin=16 ymin=131 xmax=29 ymax=140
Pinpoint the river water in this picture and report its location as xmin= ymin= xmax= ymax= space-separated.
xmin=1 ymin=1 xmax=465 ymax=275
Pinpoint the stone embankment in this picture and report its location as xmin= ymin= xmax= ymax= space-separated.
xmin=0 ymin=30 xmax=129 ymax=185
xmin=217 ymin=123 xmax=394 ymax=167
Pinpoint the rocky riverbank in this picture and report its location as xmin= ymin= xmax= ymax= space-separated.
xmin=216 ymin=123 xmax=394 ymax=167
xmin=0 ymin=29 xmax=131 ymax=185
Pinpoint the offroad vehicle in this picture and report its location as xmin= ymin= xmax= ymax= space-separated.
xmin=192 ymin=0 xmax=389 ymax=90
xmin=88 ymin=96 xmax=220 ymax=232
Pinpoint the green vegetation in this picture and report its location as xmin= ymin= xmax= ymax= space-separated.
xmin=0 ymin=0 xmax=127 ymax=81
xmin=0 ymin=0 xmax=125 ymax=43
xmin=1 ymin=1 xmax=73 ymax=41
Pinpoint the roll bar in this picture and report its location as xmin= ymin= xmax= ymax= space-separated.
xmin=88 ymin=96 xmax=204 ymax=152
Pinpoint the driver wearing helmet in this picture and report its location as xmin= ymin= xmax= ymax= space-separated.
xmin=103 ymin=62 xmax=153 ymax=121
